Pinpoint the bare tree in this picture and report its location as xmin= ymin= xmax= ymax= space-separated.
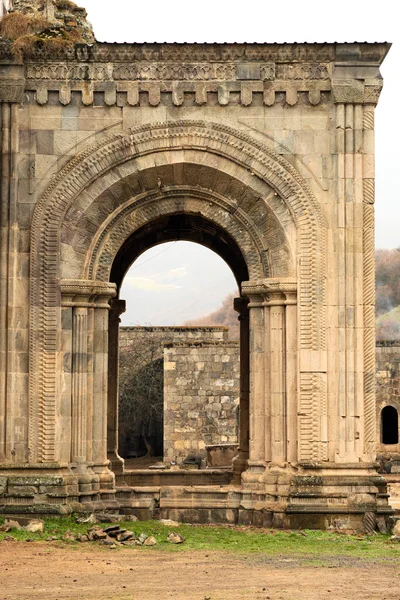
xmin=118 ymin=334 xmax=164 ymax=458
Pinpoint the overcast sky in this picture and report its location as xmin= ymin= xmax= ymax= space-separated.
xmin=77 ymin=0 xmax=399 ymax=325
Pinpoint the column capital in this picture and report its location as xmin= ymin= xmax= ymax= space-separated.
xmin=60 ymin=279 xmax=117 ymax=308
xmin=233 ymin=296 xmax=249 ymax=317
xmin=242 ymin=278 xmax=297 ymax=305
xmin=331 ymin=79 xmax=383 ymax=105
xmin=109 ymin=298 xmax=126 ymax=320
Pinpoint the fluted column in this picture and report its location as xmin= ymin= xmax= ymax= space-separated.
xmin=268 ymin=292 xmax=286 ymax=463
xmin=107 ymin=299 xmax=126 ymax=473
xmin=61 ymin=280 xmax=116 ymax=479
xmin=232 ymin=297 xmax=249 ymax=484
xmin=71 ymin=307 xmax=88 ymax=464
xmin=241 ymin=279 xmax=297 ymax=489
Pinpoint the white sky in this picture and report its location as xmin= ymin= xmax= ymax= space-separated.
xmin=76 ymin=0 xmax=399 ymax=325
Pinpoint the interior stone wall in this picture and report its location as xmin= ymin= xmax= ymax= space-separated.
xmin=164 ymin=341 xmax=240 ymax=464
xmin=119 ymin=326 xmax=229 ymax=353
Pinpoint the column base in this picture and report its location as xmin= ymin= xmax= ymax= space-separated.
xmin=0 ymin=461 xmax=394 ymax=531
xmin=108 ymin=451 xmax=124 ymax=474
xmin=232 ymin=450 xmax=249 ymax=485
xmin=0 ymin=462 xmax=119 ymax=515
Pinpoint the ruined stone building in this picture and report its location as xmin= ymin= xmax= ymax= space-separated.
xmin=0 ymin=0 xmax=394 ymax=529
xmin=119 ymin=326 xmax=239 ymax=466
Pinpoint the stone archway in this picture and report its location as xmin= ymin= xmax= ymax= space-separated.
xmin=29 ymin=120 xmax=326 ymax=476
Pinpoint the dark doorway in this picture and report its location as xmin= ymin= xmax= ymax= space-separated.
xmin=381 ymin=406 xmax=399 ymax=445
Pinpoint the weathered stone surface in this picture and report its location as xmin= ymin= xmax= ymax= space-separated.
xmin=0 ymin=17 xmax=393 ymax=528
xmin=164 ymin=341 xmax=239 ymax=464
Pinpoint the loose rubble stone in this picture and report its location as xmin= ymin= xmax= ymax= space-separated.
xmin=96 ymin=514 xmax=125 ymax=523
xmin=4 ymin=519 xmax=22 ymax=531
xmin=24 ymin=519 xmax=44 ymax=533
xmin=138 ymin=533 xmax=148 ymax=544
xmin=392 ymin=520 xmax=400 ymax=537
xmin=78 ymin=534 xmax=89 ymax=543
xmin=160 ymin=519 xmax=180 ymax=527
xmin=119 ymin=531 xmax=134 ymax=542
xmin=168 ymin=532 xmax=185 ymax=544
xmin=76 ymin=514 xmax=97 ymax=525
xmin=143 ymin=536 xmax=157 ymax=546
xmin=100 ymin=537 xmax=118 ymax=546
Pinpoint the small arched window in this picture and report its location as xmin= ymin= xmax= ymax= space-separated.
xmin=381 ymin=406 xmax=399 ymax=445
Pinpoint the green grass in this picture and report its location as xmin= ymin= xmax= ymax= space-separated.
xmin=0 ymin=516 xmax=399 ymax=559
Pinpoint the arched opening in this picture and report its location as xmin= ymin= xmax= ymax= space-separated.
xmin=107 ymin=214 xmax=250 ymax=482
xmin=381 ymin=406 xmax=399 ymax=445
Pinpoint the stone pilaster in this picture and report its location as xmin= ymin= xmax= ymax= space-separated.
xmin=332 ymin=68 xmax=383 ymax=463
xmin=0 ymin=64 xmax=26 ymax=463
xmin=241 ymin=279 xmax=297 ymax=490
xmin=60 ymin=281 xmax=116 ymax=483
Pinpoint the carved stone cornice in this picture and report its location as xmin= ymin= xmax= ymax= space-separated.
xmin=60 ymin=280 xmax=116 ymax=308
xmin=13 ymin=41 xmax=389 ymax=108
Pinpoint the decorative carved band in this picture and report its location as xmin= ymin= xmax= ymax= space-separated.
xmin=26 ymin=79 xmax=331 ymax=107
xmin=87 ymin=188 xmax=269 ymax=283
xmin=25 ymin=61 xmax=331 ymax=83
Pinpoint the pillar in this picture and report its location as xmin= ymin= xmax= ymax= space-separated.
xmin=107 ymin=299 xmax=126 ymax=473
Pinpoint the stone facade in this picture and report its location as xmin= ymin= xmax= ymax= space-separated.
xmin=164 ymin=341 xmax=239 ymax=464
xmin=0 ymin=0 xmax=393 ymax=528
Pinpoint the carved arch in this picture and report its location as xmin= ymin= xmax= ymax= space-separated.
xmin=29 ymin=120 xmax=326 ymax=462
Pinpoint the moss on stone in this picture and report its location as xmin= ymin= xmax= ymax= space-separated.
xmin=0 ymin=0 xmax=94 ymax=60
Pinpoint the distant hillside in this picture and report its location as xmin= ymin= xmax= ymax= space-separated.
xmin=184 ymin=293 xmax=239 ymax=339
xmin=376 ymin=306 xmax=400 ymax=341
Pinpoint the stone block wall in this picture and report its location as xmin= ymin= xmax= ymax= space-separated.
xmin=119 ymin=326 xmax=229 ymax=354
xmin=376 ymin=342 xmax=400 ymax=456
xmin=163 ymin=341 xmax=240 ymax=464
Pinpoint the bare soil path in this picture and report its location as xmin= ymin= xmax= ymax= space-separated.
xmin=0 ymin=542 xmax=399 ymax=600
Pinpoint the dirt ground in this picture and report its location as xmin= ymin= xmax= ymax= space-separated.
xmin=0 ymin=542 xmax=399 ymax=600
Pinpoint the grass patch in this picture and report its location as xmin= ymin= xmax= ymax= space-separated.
xmin=1 ymin=516 xmax=400 ymax=559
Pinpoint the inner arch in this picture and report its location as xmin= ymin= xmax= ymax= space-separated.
xmin=110 ymin=213 xmax=250 ymax=292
